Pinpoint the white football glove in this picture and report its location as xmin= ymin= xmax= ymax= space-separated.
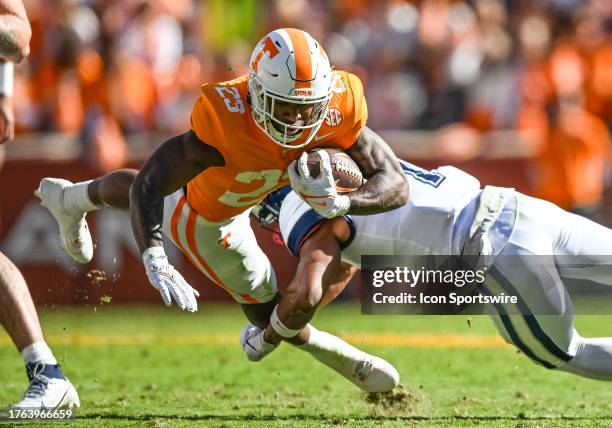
xmin=142 ymin=247 xmax=200 ymax=312
xmin=288 ymin=150 xmax=351 ymax=218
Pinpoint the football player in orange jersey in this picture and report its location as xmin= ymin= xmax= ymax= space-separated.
xmin=37 ymin=28 xmax=408 ymax=392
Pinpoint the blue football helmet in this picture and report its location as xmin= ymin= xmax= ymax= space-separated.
xmin=250 ymin=185 xmax=292 ymax=226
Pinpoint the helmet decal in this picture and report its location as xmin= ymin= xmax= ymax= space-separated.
xmin=251 ymin=37 xmax=280 ymax=73
xmin=284 ymin=28 xmax=314 ymax=87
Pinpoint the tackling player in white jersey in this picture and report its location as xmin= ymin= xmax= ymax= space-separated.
xmin=248 ymin=157 xmax=612 ymax=380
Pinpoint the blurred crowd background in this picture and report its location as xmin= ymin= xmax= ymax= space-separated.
xmin=10 ymin=0 xmax=612 ymax=217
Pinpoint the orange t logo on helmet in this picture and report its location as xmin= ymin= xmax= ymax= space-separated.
xmin=251 ymin=37 xmax=280 ymax=73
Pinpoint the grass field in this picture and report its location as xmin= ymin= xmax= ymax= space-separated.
xmin=1 ymin=303 xmax=612 ymax=427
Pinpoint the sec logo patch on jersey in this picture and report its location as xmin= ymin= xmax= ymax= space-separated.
xmin=325 ymin=108 xmax=343 ymax=127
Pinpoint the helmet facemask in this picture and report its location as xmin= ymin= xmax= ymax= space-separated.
xmin=249 ymin=74 xmax=331 ymax=148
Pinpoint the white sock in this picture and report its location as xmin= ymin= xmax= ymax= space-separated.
xmin=63 ymin=180 xmax=99 ymax=214
xmin=21 ymin=341 xmax=57 ymax=365
xmin=298 ymin=325 xmax=363 ymax=371
xmin=296 ymin=325 xmax=400 ymax=392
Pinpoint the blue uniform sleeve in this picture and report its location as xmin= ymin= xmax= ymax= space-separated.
xmin=286 ymin=209 xmax=325 ymax=257
xmin=286 ymin=211 xmax=356 ymax=257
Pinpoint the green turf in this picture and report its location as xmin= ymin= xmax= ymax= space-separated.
xmin=1 ymin=303 xmax=611 ymax=427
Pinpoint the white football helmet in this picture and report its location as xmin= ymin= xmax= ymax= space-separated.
xmin=248 ymin=28 xmax=333 ymax=149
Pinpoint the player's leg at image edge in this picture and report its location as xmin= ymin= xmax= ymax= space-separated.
xmin=486 ymin=193 xmax=612 ymax=381
xmin=0 ymin=252 xmax=79 ymax=409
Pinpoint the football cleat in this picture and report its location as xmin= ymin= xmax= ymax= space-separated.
xmin=350 ymin=355 xmax=400 ymax=393
xmin=240 ymin=324 xmax=279 ymax=362
xmin=314 ymin=350 xmax=400 ymax=393
xmin=12 ymin=362 xmax=80 ymax=410
xmin=303 ymin=328 xmax=400 ymax=392
xmin=35 ymin=178 xmax=93 ymax=264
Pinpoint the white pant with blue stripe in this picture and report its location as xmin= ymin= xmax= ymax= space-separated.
xmin=483 ymin=192 xmax=612 ymax=379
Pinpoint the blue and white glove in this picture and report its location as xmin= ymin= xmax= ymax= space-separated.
xmin=142 ymin=247 xmax=200 ymax=312
xmin=288 ymin=150 xmax=351 ymax=218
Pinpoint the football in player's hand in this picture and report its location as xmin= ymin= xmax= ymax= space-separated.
xmin=297 ymin=148 xmax=363 ymax=193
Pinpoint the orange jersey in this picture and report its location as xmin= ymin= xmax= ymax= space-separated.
xmin=187 ymin=70 xmax=368 ymax=222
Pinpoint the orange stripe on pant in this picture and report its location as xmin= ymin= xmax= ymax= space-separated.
xmin=169 ymin=194 xmax=261 ymax=305
xmin=184 ymin=204 xmax=261 ymax=304
xmin=170 ymin=196 xmax=197 ymax=267
xmin=184 ymin=208 xmax=229 ymax=291
xmin=239 ymin=293 xmax=260 ymax=304
xmin=169 ymin=196 xmax=231 ymax=296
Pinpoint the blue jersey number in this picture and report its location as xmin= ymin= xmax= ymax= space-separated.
xmin=400 ymin=160 xmax=446 ymax=188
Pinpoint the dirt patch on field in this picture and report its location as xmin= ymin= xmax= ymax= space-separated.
xmin=365 ymin=384 xmax=426 ymax=417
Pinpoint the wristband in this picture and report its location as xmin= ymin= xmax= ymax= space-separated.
xmin=0 ymin=62 xmax=14 ymax=97
xmin=270 ymin=305 xmax=302 ymax=338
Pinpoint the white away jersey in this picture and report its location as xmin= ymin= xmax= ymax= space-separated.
xmin=279 ymin=160 xmax=482 ymax=267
